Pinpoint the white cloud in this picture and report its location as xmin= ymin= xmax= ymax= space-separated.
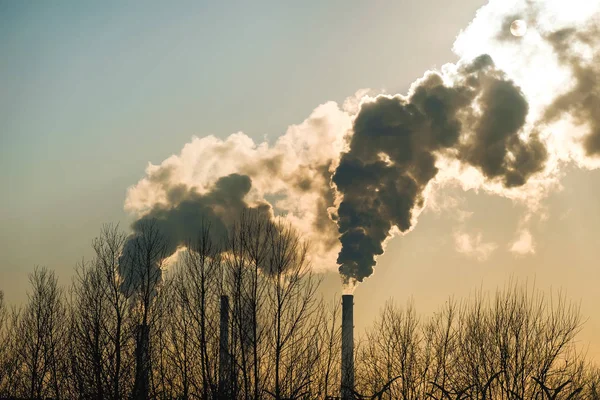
xmin=125 ymin=101 xmax=353 ymax=273
xmin=454 ymin=231 xmax=498 ymax=261
xmin=509 ymin=229 xmax=535 ymax=255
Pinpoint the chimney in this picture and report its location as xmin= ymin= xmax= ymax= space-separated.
xmin=219 ymin=295 xmax=230 ymax=399
xmin=133 ymin=323 xmax=150 ymax=400
xmin=341 ymin=294 xmax=354 ymax=400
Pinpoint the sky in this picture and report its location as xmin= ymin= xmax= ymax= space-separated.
xmin=1 ymin=0 xmax=599 ymax=359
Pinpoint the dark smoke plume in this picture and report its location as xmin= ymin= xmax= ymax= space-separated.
xmin=119 ymin=173 xmax=271 ymax=294
xmin=333 ymin=55 xmax=547 ymax=283
xmin=543 ymin=26 xmax=600 ymax=156
xmin=125 ymin=0 xmax=600 ymax=288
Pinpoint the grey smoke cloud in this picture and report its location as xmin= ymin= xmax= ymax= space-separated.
xmin=489 ymin=2 xmax=600 ymax=157
xmin=125 ymin=103 xmax=350 ymax=277
xmin=120 ymin=173 xmax=271 ymax=293
xmin=542 ymin=26 xmax=600 ymax=156
xmin=460 ymin=69 xmax=547 ymax=187
xmin=124 ymin=0 xmax=600 ymax=288
xmin=333 ymin=56 xmax=547 ymax=283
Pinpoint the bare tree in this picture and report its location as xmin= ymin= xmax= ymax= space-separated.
xmin=422 ymin=299 xmax=458 ymax=400
xmin=354 ymin=282 xmax=591 ymax=400
xmin=314 ymin=297 xmax=342 ymax=399
xmin=356 ymin=300 xmax=425 ymax=400
xmin=0 ymin=303 xmax=22 ymax=397
xmin=451 ymin=282 xmax=584 ymax=400
xmin=92 ymin=223 xmax=134 ymax=400
xmin=263 ymin=220 xmax=322 ymax=400
xmin=13 ymin=267 xmax=68 ymax=400
xmin=183 ymin=224 xmax=223 ymax=399
xmin=160 ymin=221 xmax=224 ymax=400
xmin=152 ymin=272 xmax=193 ymax=400
xmin=69 ymin=258 xmax=110 ymax=399
xmin=225 ymin=210 xmax=272 ymax=400
xmin=67 ymin=224 xmax=136 ymax=400
xmin=3 ymin=220 xmax=600 ymax=400
xmin=0 ymin=290 xmax=9 ymax=395
xmin=121 ymin=220 xmax=169 ymax=400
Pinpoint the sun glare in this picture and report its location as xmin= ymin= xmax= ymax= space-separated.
xmin=510 ymin=19 xmax=528 ymax=37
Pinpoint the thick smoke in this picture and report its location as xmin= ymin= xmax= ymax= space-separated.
xmin=123 ymin=103 xmax=351 ymax=289
xmin=333 ymin=56 xmax=547 ymax=282
xmin=543 ymin=26 xmax=600 ymax=156
xmin=120 ymin=172 xmax=271 ymax=293
xmin=124 ymin=0 xmax=600 ymax=288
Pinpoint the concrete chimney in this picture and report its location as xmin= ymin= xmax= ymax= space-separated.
xmin=341 ymin=294 xmax=354 ymax=400
xmin=133 ymin=323 xmax=150 ymax=400
xmin=219 ymin=295 xmax=230 ymax=400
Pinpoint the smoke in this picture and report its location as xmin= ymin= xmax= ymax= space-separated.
xmin=124 ymin=0 xmax=600 ymax=288
xmin=454 ymin=231 xmax=498 ymax=261
xmin=119 ymin=172 xmax=272 ymax=294
xmin=333 ymin=55 xmax=547 ymax=282
xmin=122 ymin=103 xmax=351 ymax=291
xmin=543 ymin=25 xmax=600 ymax=156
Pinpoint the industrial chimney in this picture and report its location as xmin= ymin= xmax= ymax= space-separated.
xmin=219 ymin=295 xmax=230 ymax=400
xmin=132 ymin=323 xmax=150 ymax=400
xmin=341 ymin=294 xmax=354 ymax=400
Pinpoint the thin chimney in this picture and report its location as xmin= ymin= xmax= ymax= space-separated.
xmin=133 ymin=323 xmax=150 ymax=400
xmin=219 ymin=295 xmax=230 ymax=399
xmin=341 ymin=294 xmax=354 ymax=400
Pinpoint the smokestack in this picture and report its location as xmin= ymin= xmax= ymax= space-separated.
xmin=133 ymin=323 xmax=150 ymax=400
xmin=219 ymin=295 xmax=230 ymax=400
xmin=341 ymin=294 xmax=354 ymax=400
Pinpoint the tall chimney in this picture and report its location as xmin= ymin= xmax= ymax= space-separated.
xmin=341 ymin=294 xmax=354 ymax=400
xmin=219 ymin=295 xmax=230 ymax=400
xmin=133 ymin=323 xmax=150 ymax=400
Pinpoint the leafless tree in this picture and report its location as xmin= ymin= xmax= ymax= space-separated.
xmin=12 ymin=267 xmax=69 ymax=400
xmin=263 ymin=220 xmax=323 ymax=400
xmin=155 ymin=221 xmax=224 ymax=400
xmin=69 ymin=258 xmax=110 ymax=399
xmin=451 ymin=282 xmax=585 ymax=400
xmin=356 ymin=300 xmax=426 ymax=400
xmin=121 ymin=220 xmax=169 ymax=400
xmin=67 ymin=224 xmax=136 ymax=400
xmin=224 ymin=210 xmax=272 ymax=400
xmin=93 ymin=223 xmax=135 ymax=400
xmin=0 ymin=304 xmax=23 ymax=397
xmin=314 ymin=297 xmax=342 ymax=399
xmin=0 ymin=290 xmax=9 ymax=395
xmin=354 ymin=282 xmax=595 ymax=400
xmin=3 ymin=220 xmax=600 ymax=400
xmin=182 ymin=224 xmax=223 ymax=399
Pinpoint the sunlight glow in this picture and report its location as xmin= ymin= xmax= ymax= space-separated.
xmin=510 ymin=20 xmax=527 ymax=37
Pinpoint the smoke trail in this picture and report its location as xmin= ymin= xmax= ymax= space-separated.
xmin=333 ymin=56 xmax=546 ymax=282
xmin=119 ymin=172 xmax=272 ymax=293
xmin=124 ymin=0 xmax=600 ymax=287
xmin=122 ymin=103 xmax=351 ymax=290
xmin=542 ymin=26 xmax=600 ymax=156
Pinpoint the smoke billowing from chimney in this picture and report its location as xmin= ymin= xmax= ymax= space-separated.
xmin=341 ymin=294 xmax=354 ymax=399
xmin=124 ymin=0 xmax=600 ymax=288
xmin=333 ymin=56 xmax=547 ymax=282
xmin=119 ymin=172 xmax=271 ymax=293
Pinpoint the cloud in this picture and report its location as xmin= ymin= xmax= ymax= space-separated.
xmin=125 ymin=102 xmax=352 ymax=274
xmin=454 ymin=231 xmax=498 ymax=261
xmin=332 ymin=55 xmax=549 ymax=283
xmin=120 ymin=173 xmax=272 ymax=293
xmin=509 ymin=229 xmax=535 ymax=255
xmin=124 ymin=0 xmax=600 ymax=287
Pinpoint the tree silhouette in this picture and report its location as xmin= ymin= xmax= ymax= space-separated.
xmin=0 ymin=220 xmax=599 ymax=400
